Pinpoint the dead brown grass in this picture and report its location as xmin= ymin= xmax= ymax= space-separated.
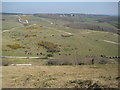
xmin=2 ymin=64 xmax=119 ymax=88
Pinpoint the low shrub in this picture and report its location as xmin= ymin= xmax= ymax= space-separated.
xmin=2 ymin=59 xmax=11 ymax=66
xmin=38 ymin=41 xmax=60 ymax=53
xmin=47 ymin=55 xmax=112 ymax=65
xmin=25 ymin=26 xmax=38 ymax=30
xmin=25 ymin=34 xmax=37 ymax=38
xmin=47 ymin=60 xmax=57 ymax=65
xmin=7 ymin=44 xmax=24 ymax=49
xmin=99 ymin=58 xmax=107 ymax=64
xmin=47 ymin=54 xmax=53 ymax=57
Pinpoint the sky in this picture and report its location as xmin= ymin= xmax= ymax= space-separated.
xmin=2 ymin=2 xmax=118 ymax=15
xmin=1 ymin=0 xmax=120 ymax=2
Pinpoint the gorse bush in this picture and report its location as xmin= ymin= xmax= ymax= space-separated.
xmin=38 ymin=41 xmax=57 ymax=48
xmin=7 ymin=44 xmax=24 ymax=49
xmin=25 ymin=34 xmax=37 ymax=38
xmin=38 ymin=41 xmax=60 ymax=53
xmin=25 ymin=26 xmax=38 ymax=30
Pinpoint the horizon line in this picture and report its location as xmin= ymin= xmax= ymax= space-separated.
xmin=1 ymin=12 xmax=118 ymax=16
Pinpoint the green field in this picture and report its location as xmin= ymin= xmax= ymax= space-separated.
xmin=2 ymin=14 xmax=119 ymax=58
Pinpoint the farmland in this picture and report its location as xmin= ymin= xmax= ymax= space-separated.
xmin=2 ymin=13 xmax=119 ymax=88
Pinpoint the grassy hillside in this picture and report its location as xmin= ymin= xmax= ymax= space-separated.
xmin=2 ymin=14 xmax=119 ymax=89
xmin=2 ymin=14 xmax=119 ymax=56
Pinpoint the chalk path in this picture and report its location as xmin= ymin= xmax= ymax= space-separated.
xmin=103 ymin=40 xmax=119 ymax=45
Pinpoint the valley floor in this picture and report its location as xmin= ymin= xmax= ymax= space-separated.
xmin=2 ymin=64 xmax=119 ymax=88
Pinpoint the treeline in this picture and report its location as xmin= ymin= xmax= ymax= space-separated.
xmin=65 ymin=23 xmax=118 ymax=33
xmin=47 ymin=55 xmax=118 ymax=65
xmin=34 ymin=14 xmax=118 ymax=33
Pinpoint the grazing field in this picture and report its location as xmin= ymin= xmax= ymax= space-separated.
xmin=2 ymin=14 xmax=119 ymax=58
xmin=2 ymin=13 xmax=119 ymax=88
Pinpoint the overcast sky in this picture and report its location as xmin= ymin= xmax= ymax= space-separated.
xmin=2 ymin=2 xmax=118 ymax=15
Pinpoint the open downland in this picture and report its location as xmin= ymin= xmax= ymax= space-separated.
xmin=2 ymin=64 xmax=119 ymax=88
xmin=2 ymin=14 xmax=119 ymax=57
xmin=2 ymin=14 xmax=119 ymax=89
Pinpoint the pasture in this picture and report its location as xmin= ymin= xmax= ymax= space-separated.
xmin=2 ymin=13 xmax=119 ymax=88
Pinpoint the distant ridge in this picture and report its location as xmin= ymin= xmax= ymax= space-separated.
xmin=2 ymin=12 xmax=24 ymax=15
xmin=1 ymin=12 xmax=112 ymax=16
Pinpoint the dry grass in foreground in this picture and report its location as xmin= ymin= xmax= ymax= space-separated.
xmin=2 ymin=64 xmax=119 ymax=88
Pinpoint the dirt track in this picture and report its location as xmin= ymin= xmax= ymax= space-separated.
xmin=103 ymin=40 xmax=119 ymax=45
xmin=2 ymin=56 xmax=44 ymax=59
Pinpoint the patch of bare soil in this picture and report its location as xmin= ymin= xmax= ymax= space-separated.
xmin=65 ymin=79 xmax=107 ymax=88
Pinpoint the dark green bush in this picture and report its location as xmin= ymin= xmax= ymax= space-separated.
xmin=47 ymin=54 xmax=53 ymax=57
xmin=38 ymin=41 xmax=60 ymax=53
